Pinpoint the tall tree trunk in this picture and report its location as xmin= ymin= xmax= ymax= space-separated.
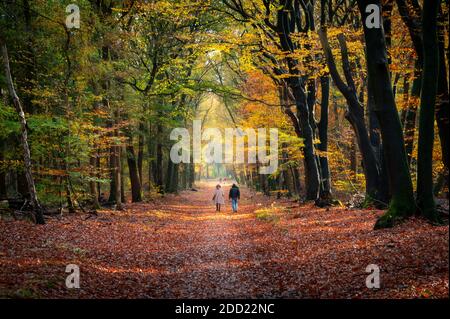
xmin=147 ymin=122 xmax=155 ymax=190
xmin=1 ymin=41 xmax=45 ymax=224
xmin=350 ymin=137 xmax=357 ymax=182
xmin=89 ymin=84 xmax=101 ymax=209
xmin=108 ymin=122 xmax=116 ymax=202
xmin=403 ymin=63 xmax=421 ymax=166
xmin=416 ymin=0 xmax=440 ymax=222
xmin=357 ymin=0 xmax=415 ymax=229
xmin=137 ymin=122 xmax=144 ymax=186
xmin=165 ymin=159 xmax=174 ymax=193
xmin=435 ymin=3 xmax=449 ymax=196
xmin=317 ymin=75 xmax=332 ymax=204
xmin=126 ymin=140 xmax=142 ymax=203
xmin=155 ymin=124 xmax=163 ymax=191
xmin=276 ymin=3 xmax=320 ymax=201
xmin=89 ymin=154 xmax=100 ymax=208
xmin=0 ymin=140 xmax=6 ymax=199
xmin=291 ymin=82 xmax=320 ymax=200
xmin=115 ymin=143 xmax=123 ymax=210
xmin=396 ymin=0 xmax=424 ymax=167
xmin=172 ymin=163 xmax=179 ymax=193
xmin=319 ymin=29 xmax=382 ymax=202
xmin=368 ymin=77 xmax=389 ymax=204
xmin=188 ymin=161 xmax=195 ymax=188
xmin=120 ymin=147 xmax=125 ymax=204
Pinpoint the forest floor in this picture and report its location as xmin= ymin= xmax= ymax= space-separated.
xmin=0 ymin=181 xmax=448 ymax=299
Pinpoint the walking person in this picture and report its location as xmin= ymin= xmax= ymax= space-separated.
xmin=229 ymin=183 xmax=240 ymax=213
xmin=212 ymin=184 xmax=224 ymax=212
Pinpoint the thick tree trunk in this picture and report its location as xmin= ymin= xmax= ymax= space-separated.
xmin=368 ymin=77 xmax=389 ymax=204
xmin=357 ymin=0 xmax=415 ymax=229
xmin=1 ymin=42 xmax=45 ymax=224
xmin=126 ymin=141 xmax=142 ymax=202
xmin=416 ymin=0 xmax=440 ymax=222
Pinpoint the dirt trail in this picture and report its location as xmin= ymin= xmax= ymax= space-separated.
xmin=0 ymin=181 xmax=448 ymax=298
xmin=143 ymin=181 xmax=292 ymax=298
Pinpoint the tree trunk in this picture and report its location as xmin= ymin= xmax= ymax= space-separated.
xmin=350 ymin=137 xmax=357 ymax=182
xmin=368 ymin=77 xmax=389 ymax=204
xmin=165 ymin=159 xmax=174 ymax=193
xmin=291 ymin=82 xmax=320 ymax=200
xmin=126 ymin=141 xmax=142 ymax=202
xmin=416 ymin=0 xmax=440 ymax=222
xmin=357 ymin=0 xmax=415 ymax=229
xmin=276 ymin=4 xmax=320 ymax=201
xmin=120 ymin=147 xmax=125 ymax=204
xmin=435 ymin=3 xmax=449 ymax=196
xmin=155 ymin=124 xmax=163 ymax=191
xmin=137 ymin=122 xmax=144 ymax=186
xmin=0 ymin=139 xmax=6 ymax=199
xmin=115 ymin=143 xmax=123 ymax=209
xmin=403 ymin=63 xmax=421 ymax=166
xmin=395 ymin=0 xmax=424 ymax=167
xmin=319 ymin=29 xmax=382 ymax=202
xmin=317 ymin=75 xmax=332 ymax=204
xmin=1 ymin=41 xmax=45 ymax=224
xmin=107 ymin=119 xmax=117 ymax=203
xmin=89 ymin=154 xmax=100 ymax=208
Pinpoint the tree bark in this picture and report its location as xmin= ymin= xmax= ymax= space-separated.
xmin=317 ymin=75 xmax=332 ymax=204
xmin=155 ymin=123 xmax=164 ymax=192
xmin=396 ymin=0 xmax=424 ymax=167
xmin=357 ymin=0 xmax=415 ymax=229
xmin=137 ymin=122 xmax=144 ymax=186
xmin=115 ymin=142 xmax=123 ymax=210
xmin=276 ymin=3 xmax=320 ymax=201
xmin=319 ymin=28 xmax=382 ymax=202
xmin=126 ymin=140 xmax=142 ymax=202
xmin=416 ymin=0 xmax=440 ymax=222
xmin=1 ymin=41 xmax=45 ymax=224
xmin=435 ymin=3 xmax=449 ymax=196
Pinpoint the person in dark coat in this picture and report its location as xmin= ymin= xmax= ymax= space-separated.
xmin=228 ymin=184 xmax=240 ymax=212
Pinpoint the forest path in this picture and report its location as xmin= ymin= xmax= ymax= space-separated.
xmin=0 ymin=181 xmax=448 ymax=298
xmin=140 ymin=180 xmax=299 ymax=298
